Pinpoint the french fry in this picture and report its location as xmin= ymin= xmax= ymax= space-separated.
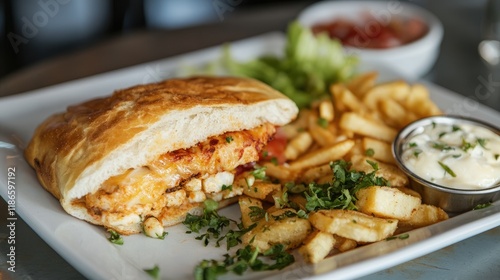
xmin=330 ymin=83 xmax=348 ymax=112
xmin=319 ymin=99 xmax=335 ymax=121
xmin=395 ymin=187 xmax=422 ymax=199
xmin=379 ymin=98 xmax=417 ymax=128
xmin=339 ymin=112 xmax=397 ymax=142
xmin=288 ymin=194 xmax=308 ymax=211
xmin=238 ymin=196 xmax=264 ymax=228
xmin=331 ymin=83 xmax=366 ymax=112
xmin=289 ymin=140 xmax=355 ymax=171
xmin=398 ymin=204 xmax=449 ymax=230
xmin=285 ymin=131 xmax=313 ymax=161
xmin=242 ymin=208 xmax=312 ymax=251
xmin=292 ymin=109 xmax=312 ymax=130
xmin=262 ymin=162 xmax=295 ymax=182
xmin=266 ymin=205 xmax=280 ymax=214
xmin=300 ymin=164 xmax=332 ymax=182
xmin=342 ymin=86 xmax=366 ymax=112
xmin=280 ymin=124 xmax=300 ymax=140
xmin=333 ymin=234 xmax=358 ymax=252
xmin=317 ymin=174 xmax=333 ymax=184
xmin=308 ymin=113 xmax=337 ymax=147
xmin=350 ymin=155 xmax=409 ymax=187
xmin=270 ymin=189 xmax=288 ymax=207
xmin=337 ymin=130 xmax=355 ymax=140
xmin=362 ymin=80 xmax=410 ymax=110
xmin=242 ymin=180 xmax=281 ymax=200
xmin=362 ymin=137 xmax=396 ymax=164
xmin=346 ymin=71 xmax=378 ymax=98
xmin=298 ymin=230 xmax=336 ymax=264
xmin=345 ymin=138 xmax=364 ymax=161
xmin=355 ymin=186 xmax=421 ymax=220
xmin=404 ymin=84 xmax=441 ymax=117
xmin=309 ymin=210 xmax=398 ymax=243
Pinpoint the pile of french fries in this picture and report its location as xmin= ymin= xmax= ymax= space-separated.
xmin=233 ymin=72 xmax=448 ymax=264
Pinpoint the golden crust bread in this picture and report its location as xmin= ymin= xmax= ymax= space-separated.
xmin=24 ymin=76 xmax=298 ymax=233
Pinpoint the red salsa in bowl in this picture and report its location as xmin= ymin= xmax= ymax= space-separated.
xmin=311 ymin=15 xmax=428 ymax=49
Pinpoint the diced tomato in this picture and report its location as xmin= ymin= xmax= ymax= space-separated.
xmin=260 ymin=127 xmax=287 ymax=165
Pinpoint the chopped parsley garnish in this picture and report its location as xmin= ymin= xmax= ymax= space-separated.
xmin=386 ymin=233 xmax=410 ymax=241
xmin=153 ymin=232 xmax=168 ymax=240
xmin=477 ymin=138 xmax=488 ymax=149
xmin=107 ymin=230 xmax=124 ymax=245
xmin=438 ymin=132 xmax=447 ymax=138
xmin=431 ymin=142 xmax=454 ymax=151
xmin=473 ymin=202 xmax=492 ymax=210
xmin=270 ymin=157 xmax=279 ymax=166
xmin=431 ymin=122 xmax=436 ymax=129
xmin=221 ymin=184 xmax=233 ymax=191
xmin=183 ymin=199 xmax=253 ymax=250
xmin=398 ymin=233 xmax=410 ymax=239
xmin=317 ymin=117 xmax=329 ymax=128
xmin=301 ymin=160 xmax=389 ymax=212
xmin=296 ymin=209 xmax=308 ymax=219
xmin=194 ymin=244 xmax=294 ymax=280
xmin=452 ymin=154 xmax=462 ymax=158
xmin=461 ymin=138 xmax=476 ymax=152
xmin=261 ymin=150 xmax=269 ymax=158
xmin=438 ymin=161 xmax=456 ymax=177
xmin=452 ymin=125 xmax=461 ymax=132
xmin=285 ymin=182 xmax=307 ymax=194
xmin=409 ymin=142 xmax=418 ymax=148
xmin=271 ymin=210 xmax=308 ymax=221
xmin=495 ymin=154 xmax=499 ymax=160
xmin=273 ymin=189 xmax=290 ymax=209
xmin=222 ymin=226 xmax=255 ymax=250
xmin=183 ymin=199 xmax=233 ymax=247
xmin=144 ymin=265 xmax=160 ymax=280
xmin=226 ymin=136 xmax=233 ymax=143
xmin=251 ymin=166 xmax=267 ymax=180
xmin=365 ymin=148 xmax=375 ymax=157
xmin=413 ymin=149 xmax=423 ymax=158
xmin=248 ymin=206 xmax=266 ymax=222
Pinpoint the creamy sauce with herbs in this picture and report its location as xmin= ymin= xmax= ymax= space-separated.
xmin=402 ymin=122 xmax=500 ymax=190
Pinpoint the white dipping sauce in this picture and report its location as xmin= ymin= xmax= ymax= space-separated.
xmin=402 ymin=122 xmax=500 ymax=190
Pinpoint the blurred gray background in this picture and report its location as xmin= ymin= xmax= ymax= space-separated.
xmin=0 ymin=0 xmax=304 ymax=78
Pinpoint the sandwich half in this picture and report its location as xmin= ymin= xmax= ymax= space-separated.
xmin=25 ymin=76 xmax=298 ymax=234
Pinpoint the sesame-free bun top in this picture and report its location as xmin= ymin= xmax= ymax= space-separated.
xmin=24 ymin=76 xmax=298 ymax=213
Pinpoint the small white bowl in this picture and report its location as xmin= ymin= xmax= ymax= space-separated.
xmin=297 ymin=1 xmax=444 ymax=78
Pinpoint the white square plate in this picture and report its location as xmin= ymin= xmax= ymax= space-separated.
xmin=1 ymin=33 xmax=499 ymax=280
